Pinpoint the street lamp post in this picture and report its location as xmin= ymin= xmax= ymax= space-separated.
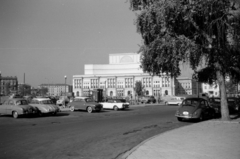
xmin=64 ymin=75 xmax=67 ymax=96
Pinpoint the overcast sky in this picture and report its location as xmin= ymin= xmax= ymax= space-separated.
xmin=0 ymin=0 xmax=192 ymax=87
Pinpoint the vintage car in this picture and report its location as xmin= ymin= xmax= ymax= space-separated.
xmin=165 ymin=97 xmax=183 ymax=106
xmin=209 ymin=97 xmax=240 ymax=115
xmin=0 ymin=98 xmax=38 ymax=118
xmin=100 ymin=98 xmax=129 ymax=110
xmin=227 ymin=97 xmax=240 ymax=114
xmin=56 ymin=96 xmax=69 ymax=106
xmin=29 ymin=98 xmax=60 ymax=116
xmin=138 ymin=96 xmax=156 ymax=104
xmin=68 ymin=97 xmax=103 ymax=113
xmin=208 ymin=97 xmax=221 ymax=116
xmin=175 ymin=97 xmax=216 ymax=122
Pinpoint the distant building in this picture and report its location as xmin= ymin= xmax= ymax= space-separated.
xmin=202 ymin=83 xmax=220 ymax=97
xmin=39 ymin=84 xmax=73 ymax=96
xmin=175 ymin=77 xmax=202 ymax=96
xmin=0 ymin=75 xmax=18 ymax=96
xmin=72 ymin=53 xmax=200 ymax=98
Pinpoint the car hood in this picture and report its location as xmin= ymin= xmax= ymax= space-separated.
xmin=178 ymin=105 xmax=198 ymax=113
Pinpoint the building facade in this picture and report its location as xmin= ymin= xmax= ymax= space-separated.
xmin=73 ymin=53 xmax=200 ymax=98
xmin=39 ymin=84 xmax=73 ymax=96
xmin=175 ymin=77 xmax=202 ymax=96
xmin=0 ymin=75 xmax=18 ymax=96
xmin=202 ymin=83 xmax=220 ymax=97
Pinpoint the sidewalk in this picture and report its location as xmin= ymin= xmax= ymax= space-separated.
xmin=121 ymin=117 xmax=240 ymax=159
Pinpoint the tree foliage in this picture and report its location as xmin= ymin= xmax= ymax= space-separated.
xmin=129 ymin=0 xmax=240 ymax=120
xmin=135 ymin=81 xmax=144 ymax=96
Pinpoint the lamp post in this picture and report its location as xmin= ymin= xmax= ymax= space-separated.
xmin=64 ymin=75 xmax=67 ymax=96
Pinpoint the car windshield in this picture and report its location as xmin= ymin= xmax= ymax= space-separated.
xmin=115 ymin=99 xmax=126 ymax=103
xmin=40 ymin=100 xmax=53 ymax=104
xmin=182 ymin=99 xmax=199 ymax=107
xmin=16 ymin=100 xmax=28 ymax=105
xmin=227 ymin=98 xmax=235 ymax=103
xmin=85 ymin=98 xmax=94 ymax=102
xmin=212 ymin=98 xmax=221 ymax=103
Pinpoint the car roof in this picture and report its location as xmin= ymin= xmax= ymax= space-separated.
xmin=32 ymin=98 xmax=51 ymax=101
xmin=6 ymin=98 xmax=25 ymax=101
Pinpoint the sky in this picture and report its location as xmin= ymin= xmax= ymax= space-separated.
xmin=0 ymin=0 xmax=193 ymax=87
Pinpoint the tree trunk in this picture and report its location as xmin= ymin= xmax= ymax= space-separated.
xmin=216 ymin=70 xmax=230 ymax=121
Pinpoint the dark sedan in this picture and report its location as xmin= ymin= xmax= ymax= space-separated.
xmin=175 ymin=97 xmax=215 ymax=122
xmin=209 ymin=97 xmax=240 ymax=115
xmin=227 ymin=97 xmax=240 ymax=114
xmin=68 ymin=97 xmax=103 ymax=113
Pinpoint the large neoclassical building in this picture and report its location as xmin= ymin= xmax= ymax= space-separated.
xmin=72 ymin=53 xmax=200 ymax=98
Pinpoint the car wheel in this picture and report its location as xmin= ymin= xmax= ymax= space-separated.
xmin=12 ymin=111 xmax=19 ymax=119
xmin=165 ymin=102 xmax=168 ymax=105
xmin=38 ymin=111 xmax=43 ymax=117
xmin=198 ymin=114 xmax=204 ymax=122
xmin=87 ymin=107 xmax=93 ymax=113
xmin=113 ymin=106 xmax=118 ymax=111
xmin=177 ymin=117 xmax=183 ymax=121
xmin=69 ymin=106 xmax=75 ymax=112
xmin=178 ymin=103 xmax=181 ymax=106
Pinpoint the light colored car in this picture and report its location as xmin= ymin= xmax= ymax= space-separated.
xmin=68 ymin=97 xmax=102 ymax=113
xmin=0 ymin=98 xmax=38 ymax=118
xmin=100 ymin=99 xmax=129 ymax=111
xmin=165 ymin=97 xmax=183 ymax=106
xmin=29 ymin=98 xmax=60 ymax=116
xmin=56 ymin=96 xmax=69 ymax=106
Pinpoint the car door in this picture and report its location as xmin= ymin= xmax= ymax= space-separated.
xmin=0 ymin=101 xmax=8 ymax=114
xmin=107 ymin=99 xmax=114 ymax=109
xmin=199 ymin=100 xmax=207 ymax=117
xmin=6 ymin=100 xmax=14 ymax=115
xmin=201 ymin=100 xmax=212 ymax=119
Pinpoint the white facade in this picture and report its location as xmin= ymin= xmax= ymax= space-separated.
xmin=73 ymin=53 xmax=175 ymax=98
xmin=202 ymin=83 xmax=220 ymax=97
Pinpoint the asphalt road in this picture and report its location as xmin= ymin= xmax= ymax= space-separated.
xmin=0 ymin=104 xmax=192 ymax=159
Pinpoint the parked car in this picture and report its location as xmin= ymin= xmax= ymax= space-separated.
xmin=165 ymin=97 xmax=183 ymax=106
xmin=29 ymin=98 xmax=60 ymax=116
xmin=175 ymin=97 xmax=216 ymax=122
xmin=56 ymin=96 xmax=69 ymax=106
xmin=138 ymin=96 xmax=156 ymax=104
xmin=227 ymin=97 xmax=240 ymax=114
xmin=68 ymin=97 xmax=103 ymax=113
xmin=0 ymin=98 xmax=38 ymax=118
xmin=100 ymin=98 xmax=129 ymax=110
xmin=209 ymin=97 xmax=240 ymax=115
xmin=208 ymin=97 xmax=221 ymax=116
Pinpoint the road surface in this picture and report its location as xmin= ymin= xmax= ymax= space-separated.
xmin=0 ymin=104 xmax=192 ymax=159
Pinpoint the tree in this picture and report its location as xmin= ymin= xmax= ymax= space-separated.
xmin=135 ymin=81 xmax=145 ymax=97
xmin=129 ymin=0 xmax=240 ymax=120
